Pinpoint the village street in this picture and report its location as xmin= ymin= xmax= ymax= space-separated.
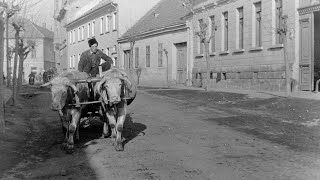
xmin=1 ymin=86 xmax=320 ymax=180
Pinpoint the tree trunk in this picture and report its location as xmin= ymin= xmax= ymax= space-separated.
xmin=17 ymin=51 xmax=23 ymax=92
xmin=0 ymin=16 xmax=5 ymax=133
xmin=204 ymin=41 xmax=210 ymax=91
xmin=12 ymin=35 xmax=19 ymax=106
xmin=6 ymin=16 xmax=10 ymax=87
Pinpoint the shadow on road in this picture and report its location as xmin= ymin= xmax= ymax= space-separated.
xmin=122 ymin=113 xmax=147 ymax=146
xmin=205 ymin=115 xmax=320 ymax=153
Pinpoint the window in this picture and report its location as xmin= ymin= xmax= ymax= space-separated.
xmin=198 ymin=19 xmax=204 ymax=54
xmin=73 ymin=29 xmax=76 ymax=43
xmin=275 ymin=0 xmax=283 ymax=44
xmin=78 ymin=54 xmax=81 ymax=63
xmin=113 ymin=45 xmax=117 ymax=54
xmin=73 ymin=55 xmax=76 ymax=68
xmin=69 ymin=56 xmax=72 ymax=68
xmin=87 ymin=23 xmax=91 ymax=38
xmin=209 ymin=16 xmax=215 ymax=52
xmin=238 ymin=7 xmax=244 ymax=49
xmin=114 ymin=57 xmax=117 ymax=67
xmin=146 ymin=45 xmax=150 ymax=67
xmin=31 ymin=48 xmax=36 ymax=58
xmin=158 ymin=43 xmax=163 ymax=67
xmin=135 ymin=47 xmax=139 ymax=68
xmin=78 ymin=27 xmax=81 ymax=42
xmin=112 ymin=12 xmax=117 ymax=30
xmin=69 ymin=31 xmax=72 ymax=44
xmin=81 ymin=26 xmax=84 ymax=40
xmin=106 ymin=47 xmax=110 ymax=56
xmin=100 ymin=17 xmax=104 ymax=34
xmin=106 ymin=15 xmax=110 ymax=32
xmin=255 ymin=2 xmax=262 ymax=47
xmin=92 ymin=21 xmax=95 ymax=37
xmin=223 ymin=12 xmax=228 ymax=51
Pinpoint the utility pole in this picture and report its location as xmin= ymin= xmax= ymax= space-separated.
xmin=279 ymin=15 xmax=290 ymax=96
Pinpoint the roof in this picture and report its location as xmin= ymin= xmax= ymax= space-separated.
xmin=120 ymin=0 xmax=191 ymax=39
xmin=8 ymin=18 xmax=54 ymax=39
xmin=66 ymin=0 xmax=113 ymax=27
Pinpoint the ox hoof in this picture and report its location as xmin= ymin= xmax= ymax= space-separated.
xmin=115 ymin=142 xmax=124 ymax=151
xmin=61 ymin=143 xmax=67 ymax=150
xmin=100 ymin=132 xmax=111 ymax=139
xmin=66 ymin=144 xmax=74 ymax=154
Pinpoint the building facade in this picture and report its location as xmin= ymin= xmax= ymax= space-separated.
xmin=60 ymin=0 xmax=160 ymax=72
xmin=189 ymin=0 xmax=300 ymax=92
xmin=118 ymin=0 xmax=192 ymax=87
xmin=3 ymin=19 xmax=55 ymax=83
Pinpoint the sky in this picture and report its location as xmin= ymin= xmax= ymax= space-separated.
xmin=23 ymin=0 xmax=54 ymax=30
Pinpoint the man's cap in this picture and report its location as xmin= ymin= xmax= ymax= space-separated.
xmin=88 ymin=38 xmax=98 ymax=47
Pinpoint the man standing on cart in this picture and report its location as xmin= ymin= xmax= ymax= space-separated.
xmin=78 ymin=38 xmax=114 ymax=77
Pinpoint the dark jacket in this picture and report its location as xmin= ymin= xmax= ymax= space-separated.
xmin=78 ymin=49 xmax=113 ymax=77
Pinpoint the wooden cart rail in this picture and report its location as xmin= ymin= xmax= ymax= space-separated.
xmin=69 ymin=98 xmax=132 ymax=106
xmin=73 ymin=78 xmax=102 ymax=84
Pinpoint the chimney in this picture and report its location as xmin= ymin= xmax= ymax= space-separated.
xmin=42 ymin=23 xmax=46 ymax=28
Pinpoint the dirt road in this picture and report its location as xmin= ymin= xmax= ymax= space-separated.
xmin=1 ymin=87 xmax=320 ymax=180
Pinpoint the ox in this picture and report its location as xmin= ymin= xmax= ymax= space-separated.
xmin=41 ymin=71 xmax=91 ymax=153
xmin=95 ymin=69 xmax=136 ymax=151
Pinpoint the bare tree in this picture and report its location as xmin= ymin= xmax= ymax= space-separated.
xmin=17 ymin=39 xmax=35 ymax=92
xmin=182 ymin=0 xmax=217 ymax=91
xmin=11 ymin=21 xmax=22 ymax=106
xmin=0 ymin=3 xmax=6 ymax=133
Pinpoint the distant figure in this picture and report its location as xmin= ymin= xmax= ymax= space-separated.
xmin=43 ymin=71 xmax=48 ymax=83
xmin=28 ymin=72 xmax=35 ymax=85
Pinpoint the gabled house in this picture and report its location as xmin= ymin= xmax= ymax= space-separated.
xmin=118 ymin=0 xmax=194 ymax=87
xmin=59 ymin=0 xmax=160 ymax=72
xmin=3 ymin=18 xmax=54 ymax=83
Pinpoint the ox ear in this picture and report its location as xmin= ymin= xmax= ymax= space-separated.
xmin=94 ymin=80 xmax=104 ymax=95
xmin=40 ymin=82 xmax=52 ymax=88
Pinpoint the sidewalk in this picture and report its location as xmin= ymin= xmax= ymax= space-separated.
xmin=142 ymin=85 xmax=320 ymax=100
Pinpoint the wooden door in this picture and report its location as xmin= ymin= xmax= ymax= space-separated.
xmin=176 ymin=43 xmax=187 ymax=84
xmin=123 ymin=50 xmax=130 ymax=70
xmin=299 ymin=18 xmax=312 ymax=91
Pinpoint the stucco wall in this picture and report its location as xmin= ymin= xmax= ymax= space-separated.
xmin=191 ymin=0 xmax=299 ymax=92
xmin=119 ymin=30 xmax=188 ymax=87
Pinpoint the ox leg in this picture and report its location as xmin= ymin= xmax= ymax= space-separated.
xmin=75 ymin=119 xmax=80 ymax=142
xmin=100 ymin=106 xmax=111 ymax=138
xmin=66 ymin=109 xmax=81 ymax=153
xmin=60 ymin=110 xmax=70 ymax=150
xmin=115 ymin=102 xmax=127 ymax=151
xmin=106 ymin=109 xmax=117 ymax=142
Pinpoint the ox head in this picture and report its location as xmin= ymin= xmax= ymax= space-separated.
xmin=41 ymin=78 xmax=78 ymax=110
xmin=95 ymin=74 xmax=131 ymax=105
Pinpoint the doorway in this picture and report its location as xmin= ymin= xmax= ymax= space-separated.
xmin=314 ymin=11 xmax=320 ymax=91
xmin=175 ymin=42 xmax=187 ymax=85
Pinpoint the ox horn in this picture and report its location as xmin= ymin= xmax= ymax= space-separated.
xmin=118 ymin=75 xmax=132 ymax=89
